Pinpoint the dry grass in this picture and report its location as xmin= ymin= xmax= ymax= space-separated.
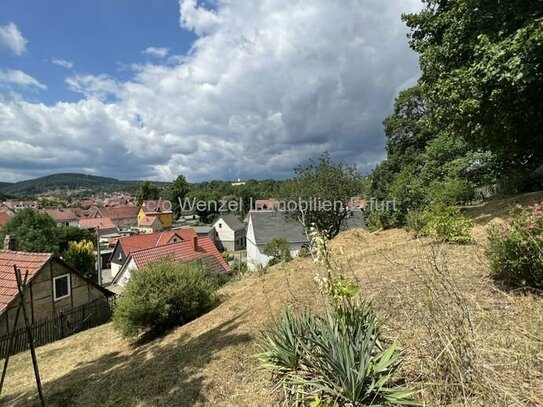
xmin=1 ymin=194 xmax=542 ymax=406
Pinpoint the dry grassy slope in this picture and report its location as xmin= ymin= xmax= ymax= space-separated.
xmin=2 ymin=193 xmax=543 ymax=407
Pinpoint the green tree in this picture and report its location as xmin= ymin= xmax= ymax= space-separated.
xmin=263 ymin=238 xmax=293 ymax=266
xmin=0 ymin=209 xmax=58 ymax=253
xmin=403 ymin=0 xmax=543 ymax=173
xmin=167 ymin=175 xmax=190 ymax=218
xmin=135 ymin=180 xmax=161 ymax=205
xmin=56 ymin=226 xmax=95 ymax=253
xmin=63 ymin=240 xmax=96 ymax=280
xmin=284 ymin=153 xmax=363 ymax=238
xmin=185 ymin=190 xmax=222 ymax=223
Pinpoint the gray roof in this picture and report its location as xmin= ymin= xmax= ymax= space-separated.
xmin=249 ymin=211 xmax=308 ymax=246
xmin=341 ymin=210 xmax=366 ymax=231
xmin=217 ymin=213 xmax=245 ymax=231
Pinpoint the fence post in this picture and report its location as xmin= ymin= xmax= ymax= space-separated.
xmin=59 ymin=311 xmax=66 ymax=339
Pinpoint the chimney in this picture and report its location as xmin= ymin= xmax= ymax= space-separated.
xmin=192 ymin=235 xmax=198 ymax=252
xmin=3 ymin=234 xmax=17 ymax=251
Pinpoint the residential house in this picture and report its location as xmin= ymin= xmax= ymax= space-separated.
xmin=89 ymin=206 xmax=140 ymax=230
xmin=41 ymin=208 xmax=79 ymax=227
xmin=138 ymin=215 xmax=163 ymax=234
xmin=246 ymin=211 xmax=308 ymax=270
xmin=108 ymin=229 xmax=198 ymax=276
xmin=212 ymin=213 xmax=246 ymax=251
xmin=2 ymin=200 xmax=38 ymax=213
xmin=254 ymin=199 xmax=279 ymax=211
xmin=0 ymin=245 xmax=114 ymax=336
xmin=138 ymin=200 xmax=173 ymax=228
xmin=112 ymin=235 xmax=231 ymax=287
xmin=79 ymin=217 xmax=118 ymax=236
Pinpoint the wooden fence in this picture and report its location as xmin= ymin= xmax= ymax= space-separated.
xmin=0 ymin=297 xmax=116 ymax=359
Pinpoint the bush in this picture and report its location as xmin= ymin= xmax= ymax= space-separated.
xmin=230 ymin=259 xmax=248 ymax=275
xmin=365 ymin=208 xmax=404 ymax=231
xmin=264 ymin=237 xmax=293 ymax=266
xmin=257 ymin=301 xmax=418 ymax=406
xmin=486 ymin=203 xmax=543 ymax=289
xmin=418 ymin=205 xmax=474 ymax=244
xmin=113 ymin=258 xmax=219 ymax=338
xmin=427 ymin=178 xmax=475 ymax=206
xmin=62 ymin=240 xmax=96 ymax=281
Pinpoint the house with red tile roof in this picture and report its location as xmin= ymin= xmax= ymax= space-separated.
xmin=138 ymin=215 xmax=163 ymax=233
xmin=79 ymin=217 xmax=118 ymax=236
xmin=138 ymin=200 xmax=173 ymax=228
xmin=2 ymin=200 xmax=38 ymax=212
xmin=109 ymin=229 xmax=198 ymax=276
xmin=89 ymin=206 xmax=140 ymax=229
xmin=112 ymin=236 xmax=231 ymax=287
xmin=0 ymin=249 xmax=114 ymax=337
xmin=40 ymin=208 xmax=80 ymax=227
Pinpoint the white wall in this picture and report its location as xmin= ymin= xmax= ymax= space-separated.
xmin=213 ymin=216 xmax=236 ymax=250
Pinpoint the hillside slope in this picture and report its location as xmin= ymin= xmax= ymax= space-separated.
xmin=0 ymin=173 xmax=169 ymax=196
xmin=2 ymin=194 xmax=543 ymax=406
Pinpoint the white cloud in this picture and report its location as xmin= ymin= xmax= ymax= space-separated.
xmin=52 ymin=58 xmax=74 ymax=69
xmin=0 ymin=23 xmax=27 ymax=56
xmin=0 ymin=0 xmax=422 ymax=182
xmin=0 ymin=69 xmax=46 ymax=90
xmin=142 ymin=47 xmax=170 ymax=58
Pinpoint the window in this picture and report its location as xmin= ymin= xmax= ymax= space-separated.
xmin=53 ymin=274 xmax=71 ymax=301
xmin=218 ymin=223 xmax=222 ymax=228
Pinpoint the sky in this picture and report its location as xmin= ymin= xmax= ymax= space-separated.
xmin=0 ymin=0 xmax=421 ymax=183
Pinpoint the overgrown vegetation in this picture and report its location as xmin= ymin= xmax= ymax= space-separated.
xmin=370 ymin=0 xmax=542 ymax=226
xmin=258 ymin=229 xmax=418 ymax=406
xmin=113 ymin=258 xmax=219 ymax=338
xmin=486 ymin=203 xmax=543 ymax=290
xmin=410 ymin=205 xmax=474 ymax=245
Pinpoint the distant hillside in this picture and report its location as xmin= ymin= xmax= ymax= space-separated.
xmin=0 ymin=182 xmax=13 ymax=189
xmin=0 ymin=173 xmax=170 ymax=196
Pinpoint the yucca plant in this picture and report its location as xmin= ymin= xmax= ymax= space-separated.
xmin=258 ymin=302 xmax=419 ymax=406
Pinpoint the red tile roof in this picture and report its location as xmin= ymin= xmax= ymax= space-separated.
xmin=139 ymin=215 xmax=161 ymax=227
xmin=0 ymin=251 xmax=52 ymax=313
xmin=130 ymin=236 xmax=231 ymax=273
xmin=91 ymin=206 xmax=139 ymax=221
xmin=117 ymin=229 xmax=198 ymax=256
xmin=0 ymin=212 xmax=11 ymax=228
xmin=79 ymin=217 xmax=117 ymax=230
xmin=41 ymin=208 xmax=79 ymax=223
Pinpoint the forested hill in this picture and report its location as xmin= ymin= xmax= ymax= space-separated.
xmin=0 ymin=173 xmax=169 ymax=196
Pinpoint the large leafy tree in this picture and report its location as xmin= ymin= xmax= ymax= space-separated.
xmin=403 ymin=0 xmax=543 ymax=171
xmin=0 ymin=209 xmax=59 ymax=253
xmin=167 ymin=175 xmax=190 ymax=218
xmin=135 ymin=180 xmax=161 ymax=205
xmin=283 ymin=153 xmax=363 ymax=239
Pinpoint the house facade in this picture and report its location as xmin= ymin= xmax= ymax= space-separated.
xmin=212 ymin=213 xmax=246 ymax=251
xmin=138 ymin=200 xmax=173 ymax=228
xmin=246 ymin=211 xmax=308 ymax=270
xmin=40 ymin=208 xmax=80 ymax=227
xmin=138 ymin=215 xmax=163 ymax=233
xmin=89 ymin=206 xmax=140 ymax=230
xmin=0 ymin=249 xmax=114 ymax=336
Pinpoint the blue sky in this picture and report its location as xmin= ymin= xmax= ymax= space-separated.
xmin=0 ymin=0 xmax=196 ymax=104
xmin=0 ymin=0 xmax=421 ymax=183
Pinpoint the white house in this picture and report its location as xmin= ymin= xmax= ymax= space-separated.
xmin=212 ymin=213 xmax=246 ymax=251
xmin=246 ymin=211 xmax=308 ymax=270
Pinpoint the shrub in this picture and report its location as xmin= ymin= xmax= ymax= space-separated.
xmin=418 ymin=205 xmax=474 ymax=244
xmin=113 ymin=258 xmax=219 ymax=338
xmin=486 ymin=203 xmax=543 ymax=289
xmin=230 ymin=259 xmax=248 ymax=275
xmin=426 ymin=178 xmax=475 ymax=206
xmin=62 ymin=240 xmax=96 ymax=281
xmin=257 ymin=302 xmax=418 ymax=406
xmin=264 ymin=237 xmax=293 ymax=266
xmin=365 ymin=208 xmax=404 ymax=231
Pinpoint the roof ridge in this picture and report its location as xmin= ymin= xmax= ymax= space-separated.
xmin=131 ymin=239 xmax=193 ymax=255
